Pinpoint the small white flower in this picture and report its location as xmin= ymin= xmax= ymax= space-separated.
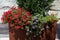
xmin=26 ymin=32 xmax=29 ymax=35
xmin=46 ymin=26 xmax=49 ymax=29
xmin=33 ymin=35 xmax=36 ymax=37
xmin=41 ymin=28 xmax=44 ymax=31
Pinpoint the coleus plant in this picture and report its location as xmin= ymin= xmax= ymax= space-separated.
xmin=1 ymin=6 xmax=32 ymax=30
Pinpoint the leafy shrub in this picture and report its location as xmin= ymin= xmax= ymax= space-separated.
xmin=17 ymin=0 xmax=54 ymax=16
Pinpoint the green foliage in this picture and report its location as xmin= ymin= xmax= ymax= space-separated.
xmin=17 ymin=0 xmax=54 ymax=16
xmin=41 ymin=14 xmax=58 ymax=22
xmin=49 ymin=14 xmax=58 ymax=21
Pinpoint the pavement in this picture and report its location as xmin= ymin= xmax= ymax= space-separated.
xmin=0 ymin=23 xmax=9 ymax=40
xmin=0 ymin=34 xmax=9 ymax=40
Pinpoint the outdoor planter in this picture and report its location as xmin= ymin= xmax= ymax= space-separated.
xmin=9 ymin=25 xmax=45 ymax=40
xmin=9 ymin=20 xmax=57 ymax=40
xmin=1 ymin=7 xmax=58 ymax=40
xmin=1 ymin=0 xmax=58 ymax=40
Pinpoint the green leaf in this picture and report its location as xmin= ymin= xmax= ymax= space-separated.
xmin=17 ymin=0 xmax=54 ymax=16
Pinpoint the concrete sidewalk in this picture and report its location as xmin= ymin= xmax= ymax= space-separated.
xmin=0 ymin=34 xmax=9 ymax=40
xmin=0 ymin=34 xmax=59 ymax=40
xmin=0 ymin=37 xmax=9 ymax=40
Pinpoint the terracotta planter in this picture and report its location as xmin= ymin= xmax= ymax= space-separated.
xmin=9 ymin=21 xmax=57 ymax=40
xmin=45 ymin=21 xmax=57 ymax=40
xmin=9 ymin=29 xmax=46 ymax=40
xmin=51 ymin=21 xmax=57 ymax=40
xmin=9 ymin=27 xmax=46 ymax=40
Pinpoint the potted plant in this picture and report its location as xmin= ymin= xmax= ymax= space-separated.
xmin=16 ymin=0 xmax=58 ymax=40
xmin=1 ymin=0 xmax=58 ymax=40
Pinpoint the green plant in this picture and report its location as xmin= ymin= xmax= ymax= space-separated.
xmin=41 ymin=14 xmax=58 ymax=23
xmin=17 ymin=0 xmax=54 ymax=16
xmin=1 ymin=0 xmax=58 ymax=39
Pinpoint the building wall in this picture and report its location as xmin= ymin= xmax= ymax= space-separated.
xmin=48 ymin=0 xmax=60 ymax=18
xmin=0 ymin=0 xmax=17 ymax=23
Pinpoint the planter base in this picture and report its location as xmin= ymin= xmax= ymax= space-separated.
xmin=9 ymin=22 xmax=57 ymax=40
